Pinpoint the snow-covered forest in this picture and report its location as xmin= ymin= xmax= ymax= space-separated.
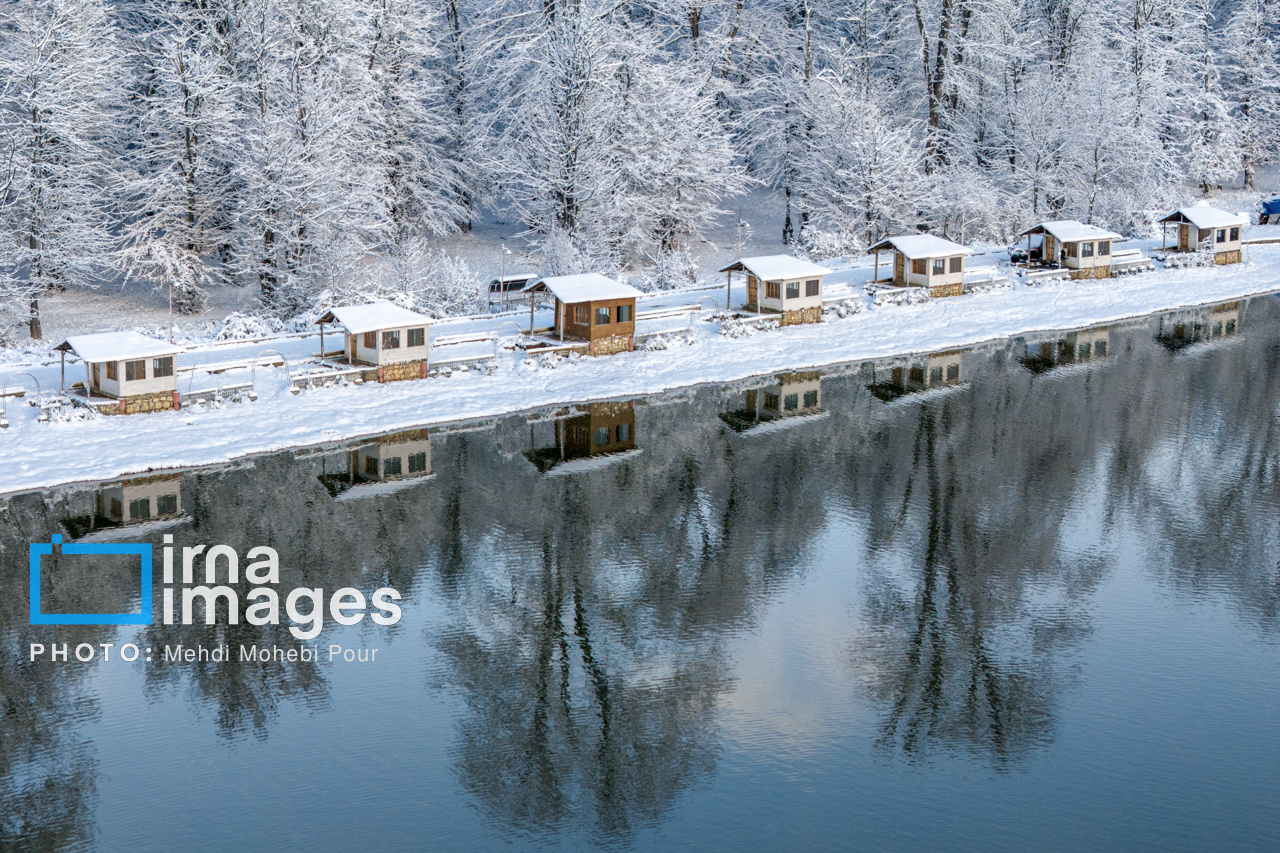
xmin=1 ymin=0 xmax=1278 ymax=338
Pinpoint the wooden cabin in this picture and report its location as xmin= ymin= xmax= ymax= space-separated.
xmin=720 ymin=372 xmax=824 ymax=433
xmin=1155 ymin=301 xmax=1242 ymax=351
xmin=1020 ymin=326 xmax=1112 ymax=374
xmin=868 ymin=350 xmax=964 ymax=402
xmin=868 ymin=235 xmax=973 ymax=298
xmin=1158 ymin=205 xmax=1246 ymax=264
xmin=718 ymin=255 xmax=831 ymax=325
xmin=529 ymin=274 xmax=642 ymax=356
xmin=55 ymin=332 xmax=183 ymax=415
xmin=316 ymin=302 xmax=433 ymax=382
xmin=525 ymin=401 xmax=638 ymax=473
xmin=1018 ymin=221 xmax=1122 ymax=279
xmin=317 ymin=430 xmax=434 ymax=499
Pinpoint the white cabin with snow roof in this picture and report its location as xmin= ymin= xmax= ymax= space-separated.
xmin=1158 ymin=205 xmax=1246 ymax=264
xmin=1019 ymin=220 xmax=1123 ymax=278
xmin=868 ymin=235 xmax=973 ymax=297
xmin=55 ymin=332 xmax=183 ymax=414
xmin=718 ymin=255 xmax=831 ymax=324
xmin=316 ymin=302 xmax=433 ymax=380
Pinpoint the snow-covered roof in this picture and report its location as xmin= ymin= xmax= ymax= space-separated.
xmin=531 ymin=274 xmax=642 ymax=303
xmin=489 ymin=272 xmax=538 ymax=284
xmin=1158 ymin=204 xmax=1247 ymax=230
xmin=56 ymin=332 xmax=183 ymax=363
xmin=868 ymin=234 xmax=973 ymax=259
xmin=316 ymin=302 xmax=432 ymax=334
xmin=718 ymin=255 xmax=832 ymax=280
xmin=1019 ymin=220 xmax=1122 ymax=243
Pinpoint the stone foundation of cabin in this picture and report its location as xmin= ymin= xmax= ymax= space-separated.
xmin=1070 ymin=266 xmax=1111 ymax=280
xmin=589 ymin=335 xmax=633 ymax=356
xmin=928 ymin=281 xmax=966 ymax=299
xmin=778 ymin=307 xmax=822 ymax=326
xmin=1215 ymin=249 xmax=1242 ymax=265
xmin=95 ymin=390 xmax=179 ymax=416
xmin=376 ymin=360 xmax=429 ymax=382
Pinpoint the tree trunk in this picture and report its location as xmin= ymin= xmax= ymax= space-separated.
xmin=29 ymin=297 xmax=41 ymax=340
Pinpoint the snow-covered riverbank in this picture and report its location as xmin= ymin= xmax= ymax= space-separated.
xmin=2 ymin=244 xmax=1277 ymax=496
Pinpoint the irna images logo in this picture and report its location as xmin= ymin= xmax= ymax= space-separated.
xmin=29 ymin=534 xmax=153 ymax=625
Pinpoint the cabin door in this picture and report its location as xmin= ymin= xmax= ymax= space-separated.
xmin=91 ymin=363 xmax=99 ymax=391
xmin=747 ymin=276 xmax=758 ymax=308
xmin=1179 ymin=224 xmax=1189 ymax=250
xmin=894 ymin=253 xmax=905 ymax=283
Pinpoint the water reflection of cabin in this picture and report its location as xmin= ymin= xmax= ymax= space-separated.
xmin=718 ymin=255 xmax=830 ymax=325
xmin=867 ymin=235 xmax=973 ymax=298
xmin=868 ymin=351 xmax=964 ymax=401
xmin=54 ymin=332 xmax=182 ymax=415
xmin=525 ymin=401 xmax=637 ymax=473
xmin=1018 ymin=221 xmax=1122 ymax=279
xmin=720 ymin=372 xmax=823 ymax=433
xmin=1019 ymin=326 xmax=1112 ymax=374
xmin=318 ymin=429 xmax=434 ymax=498
xmin=1157 ymin=205 xmax=1246 ymax=264
xmin=528 ymin=274 xmax=641 ymax=356
xmin=62 ymin=473 xmax=185 ymax=538
xmin=1155 ymin=302 xmax=1242 ymax=351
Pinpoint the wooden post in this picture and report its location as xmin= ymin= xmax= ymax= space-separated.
xmin=1026 ymin=233 xmax=1031 ymax=269
xmin=873 ymin=251 xmax=879 ymax=283
xmin=726 ymin=270 xmax=732 ymax=311
xmin=558 ymin=301 xmax=563 ymax=342
xmin=60 ymin=350 xmax=65 ymax=391
xmin=319 ymin=322 xmax=325 ymax=360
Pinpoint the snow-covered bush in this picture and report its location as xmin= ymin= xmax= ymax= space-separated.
xmin=833 ymin=298 xmax=866 ymax=318
xmin=716 ymin=312 xmax=778 ymax=338
xmin=214 ymin=312 xmax=293 ymax=341
xmin=637 ymin=250 xmax=697 ymax=292
xmin=639 ymin=329 xmax=695 ymax=350
xmin=795 ymin=228 xmax=863 ymax=262
xmin=874 ymin=288 xmax=931 ymax=307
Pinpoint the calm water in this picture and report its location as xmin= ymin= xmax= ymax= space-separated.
xmin=2 ymin=297 xmax=1278 ymax=852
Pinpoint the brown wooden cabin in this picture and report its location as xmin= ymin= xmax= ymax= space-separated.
xmin=867 ymin=235 xmax=973 ymax=298
xmin=1157 ymin=205 xmax=1246 ymax=264
xmin=718 ymin=255 xmax=831 ymax=325
xmin=525 ymin=401 xmax=637 ymax=473
xmin=528 ymin=274 xmax=643 ymax=356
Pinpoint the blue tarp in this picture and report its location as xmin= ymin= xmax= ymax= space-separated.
xmin=1262 ymin=198 xmax=1280 ymax=215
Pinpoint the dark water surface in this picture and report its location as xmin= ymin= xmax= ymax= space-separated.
xmin=2 ymin=297 xmax=1277 ymax=852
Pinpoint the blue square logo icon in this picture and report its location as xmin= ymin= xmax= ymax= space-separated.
xmin=29 ymin=535 xmax=153 ymax=625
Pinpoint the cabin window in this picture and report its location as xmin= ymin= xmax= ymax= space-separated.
xmin=932 ymin=258 xmax=945 ymax=275
xmin=1098 ymin=241 xmax=1111 ymax=256
xmin=408 ymin=452 xmax=427 ymax=473
xmin=949 ymin=257 xmax=962 ymax=273
xmin=363 ymin=332 xmax=376 ymax=349
xmin=616 ymin=304 xmax=633 ymax=323
xmin=365 ymin=457 xmax=378 ymax=476
xmin=156 ymin=494 xmax=178 ymax=516
xmin=946 ymin=364 xmax=960 ymax=381
xmin=763 ymin=392 xmax=780 ymax=410
xmin=382 ymin=330 xmax=400 ymax=349
xmin=1226 ymin=320 xmax=1236 ymax=334
xmin=1081 ymin=242 xmax=1094 ymax=258
xmin=153 ymin=356 xmax=173 ymax=378
xmin=125 ymin=359 xmax=146 ymax=381
xmin=616 ymin=423 xmax=631 ymax=442
xmin=109 ymin=498 xmax=122 ymax=518
xmin=105 ymin=361 xmax=118 ymax=381
xmin=1216 ymin=229 xmax=1226 ymax=243
xmin=407 ymin=328 xmax=425 ymax=347
xmin=384 ymin=456 xmax=402 ymax=477
xmin=1078 ymin=343 xmax=1091 ymax=359
xmin=595 ymin=306 xmax=611 ymax=325
xmin=909 ymin=367 xmax=925 ymax=385
xmin=783 ymin=393 xmax=799 ymax=411
xmin=911 ymin=259 xmax=927 ymax=275
xmin=803 ymin=389 xmax=818 ymax=407
xmin=1229 ymin=226 xmax=1240 ymax=242
xmin=805 ymin=279 xmax=820 ymax=297
xmin=129 ymin=498 xmax=150 ymax=521
xmin=785 ymin=281 xmax=800 ymax=299
xmin=573 ymin=305 xmax=588 ymax=324
xmin=1095 ymin=341 xmax=1108 ymax=357
xmin=930 ymin=366 xmax=943 ymax=384
xmin=766 ymin=281 xmax=781 ymax=299
xmin=594 ymin=426 xmax=610 ymax=446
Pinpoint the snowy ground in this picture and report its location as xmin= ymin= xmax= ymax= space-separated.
xmin=2 ymin=238 xmax=1279 ymax=496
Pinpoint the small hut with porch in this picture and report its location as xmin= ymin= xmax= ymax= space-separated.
xmin=1157 ymin=205 xmax=1246 ymax=264
xmin=315 ymin=302 xmax=433 ymax=382
xmin=867 ymin=235 xmax=973 ymax=298
xmin=528 ymin=274 xmax=641 ymax=356
xmin=718 ymin=255 xmax=830 ymax=325
xmin=55 ymin=332 xmax=183 ymax=415
xmin=1018 ymin=221 xmax=1122 ymax=279
xmin=721 ymin=372 xmax=824 ymax=433
xmin=525 ymin=401 xmax=638 ymax=474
